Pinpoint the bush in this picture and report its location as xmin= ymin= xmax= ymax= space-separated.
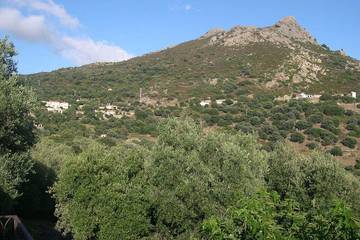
xmin=308 ymin=113 xmax=323 ymax=124
xmin=328 ymin=146 xmax=343 ymax=156
xmin=52 ymin=118 xmax=268 ymax=239
xmin=341 ymin=137 xmax=357 ymax=149
xmin=259 ymin=125 xmax=282 ymax=142
xmin=346 ymin=123 xmax=358 ymax=131
xmin=289 ymin=132 xmax=305 ymax=143
xmin=276 ymin=120 xmax=295 ymax=131
xmin=322 ymin=104 xmax=344 ymax=116
xmin=250 ymin=116 xmax=262 ymax=126
xmin=304 ymin=128 xmax=338 ymax=145
xmin=235 ymin=122 xmax=254 ymax=134
xmin=295 ymin=120 xmax=312 ymax=130
xmin=320 ymin=119 xmax=340 ymax=135
xmin=306 ymin=142 xmax=318 ymax=150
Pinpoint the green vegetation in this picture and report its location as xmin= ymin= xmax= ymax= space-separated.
xmin=289 ymin=132 xmax=305 ymax=143
xmin=329 ymin=146 xmax=343 ymax=156
xmin=2 ymin=21 xmax=360 ymax=239
xmin=0 ymin=38 xmax=36 ymax=213
xmin=341 ymin=137 xmax=357 ymax=149
xmin=52 ymin=118 xmax=360 ymax=239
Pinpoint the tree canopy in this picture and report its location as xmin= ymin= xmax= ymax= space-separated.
xmin=52 ymin=118 xmax=360 ymax=239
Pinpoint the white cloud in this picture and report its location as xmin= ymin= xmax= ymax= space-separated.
xmin=0 ymin=8 xmax=54 ymax=42
xmin=12 ymin=0 xmax=80 ymax=29
xmin=184 ymin=4 xmax=192 ymax=11
xmin=58 ymin=37 xmax=133 ymax=65
xmin=0 ymin=6 xmax=132 ymax=65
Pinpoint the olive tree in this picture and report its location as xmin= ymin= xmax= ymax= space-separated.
xmin=52 ymin=118 xmax=268 ymax=239
xmin=0 ymin=38 xmax=36 ymax=213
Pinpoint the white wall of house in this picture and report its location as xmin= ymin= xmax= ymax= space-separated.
xmin=351 ymin=91 xmax=357 ymax=99
xmin=43 ymin=101 xmax=69 ymax=113
xmin=200 ymin=100 xmax=211 ymax=107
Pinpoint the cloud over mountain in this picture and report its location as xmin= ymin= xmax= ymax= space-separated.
xmin=12 ymin=0 xmax=80 ymax=29
xmin=0 ymin=8 xmax=53 ymax=42
xmin=0 ymin=0 xmax=132 ymax=65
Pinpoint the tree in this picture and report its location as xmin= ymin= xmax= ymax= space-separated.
xmin=0 ymin=38 xmax=36 ymax=213
xmin=52 ymin=118 xmax=268 ymax=239
xmin=0 ymin=38 xmax=17 ymax=78
xmin=328 ymin=146 xmax=343 ymax=156
xmin=289 ymin=132 xmax=305 ymax=143
xmin=267 ymin=144 xmax=360 ymax=212
xmin=341 ymin=137 xmax=357 ymax=149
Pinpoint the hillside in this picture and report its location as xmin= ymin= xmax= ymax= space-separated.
xmin=24 ymin=16 xmax=360 ymax=103
xmin=23 ymin=17 xmax=360 ymax=168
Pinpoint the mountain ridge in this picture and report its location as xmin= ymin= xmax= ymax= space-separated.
xmin=23 ymin=16 xmax=360 ymax=103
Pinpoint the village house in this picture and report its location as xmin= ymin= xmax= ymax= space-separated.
xmin=43 ymin=101 xmax=69 ymax=113
xmin=215 ymin=99 xmax=226 ymax=105
xmin=295 ymin=93 xmax=322 ymax=102
xmin=200 ymin=99 xmax=211 ymax=107
xmin=96 ymin=104 xmax=136 ymax=119
xmin=351 ymin=91 xmax=357 ymax=99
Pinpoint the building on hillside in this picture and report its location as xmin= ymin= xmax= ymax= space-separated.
xmin=105 ymin=104 xmax=118 ymax=110
xmin=295 ymin=93 xmax=321 ymax=101
xmin=43 ymin=101 xmax=69 ymax=113
xmin=215 ymin=99 xmax=226 ymax=105
xmin=200 ymin=100 xmax=211 ymax=107
xmin=351 ymin=91 xmax=357 ymax=99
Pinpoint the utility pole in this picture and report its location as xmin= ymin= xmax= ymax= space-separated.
xmin=139 ymin=88 xmax=142 ymax=103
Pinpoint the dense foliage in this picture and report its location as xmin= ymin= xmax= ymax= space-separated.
xmin=53 ymin=118 xmax=360 ymax=239
xmin=0 ymin=38 xmax=36 ymax=213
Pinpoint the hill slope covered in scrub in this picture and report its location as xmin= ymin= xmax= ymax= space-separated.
xmin=23 ymin=16 xmax=360 ymax=102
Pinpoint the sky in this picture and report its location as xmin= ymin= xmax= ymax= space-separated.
xmin=0 ymin=0 xmax=359 ymax=74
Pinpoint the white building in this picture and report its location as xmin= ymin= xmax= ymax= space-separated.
xmin=351 ymin=91 xmax=357 ymax=99
xmin=295 ymin=93 xmax=321 ymax=100
xmin=215 ymin=99 xmax=226 ymax=105
xmin=43 ymin=101 xmax=69 ymax=113
xmin=200 ymin=100 xmax=211 ymax=107
xmin=105 ymin=104 xmax=118 ymax=110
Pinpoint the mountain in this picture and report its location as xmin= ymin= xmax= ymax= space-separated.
xmin=23 ymin=17 xmax=360 ymax=166
xmin=23 ymin=16 xmax=360 ymax=103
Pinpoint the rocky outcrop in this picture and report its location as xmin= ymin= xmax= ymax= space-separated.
xmin=205 ymin=16 xmax=317 ymax=48
xmin=201 ymin=28 xmax=225 ymax=39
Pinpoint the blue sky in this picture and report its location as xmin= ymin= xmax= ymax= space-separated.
xmin=0 ymin=0 xmax=359 ymax=74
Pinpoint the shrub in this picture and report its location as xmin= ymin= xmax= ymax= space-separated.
xmin=341 ymin=137 xmax=357 ymax=149
xmin=52 ymin=118 xmax=268 ymax=239
xmin=259 ymin=125 xmax=282 ymax=142
xmin=328 ymin=146 xmax=343 ymax=156
xmin=322 ymin=104 xmax=344 ymax=116
xmin=306 ymin=142 xmax=318 ymax=150
xmin=250 ymin=116 xmax=262 ymax=126
xmin=235 ymin=122 xmax=254 ymax=134
xmin=346 ymin=123 xmax=359 ymax=131
xmin=308 ymin=113 xmax=323 ymax=124
xmin=305 ymin=128 xmax=338 ymax=145
xmin=321 ymin=119 xmax=340 ymax=135
xmin=276 ymin=120 xmax=295 ymax=131
xmin=289 ymin=132 xmax=305 ymax=143
xmin=295 ymin=120 xmax=312 ymax=130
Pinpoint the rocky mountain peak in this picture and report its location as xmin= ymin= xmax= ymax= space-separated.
xmin=201 ymin=28 xmax=225 ymax=39
xmin=204 ymin=16 xmax=317 ymax=47
xmin=276 ymin=16 xmax=299 ymax=27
